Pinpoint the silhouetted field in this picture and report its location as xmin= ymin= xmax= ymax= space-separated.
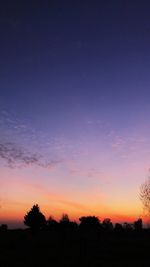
xmin=1 ymin=227 xmax=150 ymax=267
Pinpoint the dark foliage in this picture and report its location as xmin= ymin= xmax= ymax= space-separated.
xmin=0 ymin=224 xmax=8 ymax=231
xmin=114 ymin=223 xmax=123 ymax=233
xmin=59 ymin=214 xmax=78 ymax=231
xmin=59 ymin=213 xmax=70 ymax=224
xmin=1 ymin=226 xmax=150 ymax=267
xmin=1 ymin=205 xmax=149 ymax=266
xmin=102 ymin=218 xmax=113 ymax=231
xmin=47 ymin=216 xmax=58 ymax=230
xmin=79 ymin=216 xmax=100 ymax=229
xmin=133 ymin=218 xmax=143 ymax=231
xmin=24 ymin=204 xmax=46 ymax=231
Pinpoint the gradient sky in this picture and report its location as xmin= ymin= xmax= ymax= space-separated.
xmin=1 ymin=0 xmax=150 ymax=227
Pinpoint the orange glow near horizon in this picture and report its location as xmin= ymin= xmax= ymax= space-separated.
xmin=0 ymin=133 xmax=149 ymax=228
xmin=0 ymin=204 xmax=145 ymax=227
xmin=0 ymin=173 xmax=144 ymax=226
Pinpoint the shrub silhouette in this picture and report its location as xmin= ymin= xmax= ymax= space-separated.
xmin=24 ymin=204 xmax=46 ymax=231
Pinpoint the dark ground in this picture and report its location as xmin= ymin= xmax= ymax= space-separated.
xmin=0 ymin=229 xmax=150 ymax=267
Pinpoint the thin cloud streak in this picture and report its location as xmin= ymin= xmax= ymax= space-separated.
xmin=0 ymin=142 xmax=61 ymax=169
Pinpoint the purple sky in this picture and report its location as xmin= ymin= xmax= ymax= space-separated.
xmin=0 ymin=0 xmax=150 ymax=227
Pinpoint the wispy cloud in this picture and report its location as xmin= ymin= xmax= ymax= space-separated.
xmin=111 ymin=134 xmax=147 ymax=154
xmin=0 ymin=142 xmax=61 ymax=169
xmin=69 ymin=166 xmax=102 ymax=179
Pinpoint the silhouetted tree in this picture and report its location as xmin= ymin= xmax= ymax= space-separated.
xmin=123 ymin=222 xmax=132 ymax=231
xmin=102 ymin=218 xmax=113 ymax=231
xmin=60 ymin=213 xmax=70 ymax=223
xmin=59 ymin=213 xmax=71 ymax=230
xmin=133 ymin=218 xmax=143 ymax=232
xmin=0 ymin=224 xmax=8 ymax=231
xmin=59 ymin=213 xmax=77 ymax=230
xmin=24 ymin=204 xmax=46 ymax=231
xmin=79 ymin=216 xmax=100 ymax=228
xmin=114 ymin=223 xmax=123 ymax=234
xmin=47 ymin=216 xmax=58 ymax=230
xmin=79 ymin=216 xmax=100 ymax=242
xmin=140 ymin=177 xmax=150 ymax=215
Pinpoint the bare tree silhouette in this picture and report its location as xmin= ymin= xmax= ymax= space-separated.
xmin=140 ymin=177 xmax=150 ymax=216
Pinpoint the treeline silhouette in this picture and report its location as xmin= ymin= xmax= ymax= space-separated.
xmin=21 ymin=204 xmax=143 ymax=233
xmin=0 ymin=204 xmax=144 ymax=233
xmin=1 ymin=204 xmax=150 ymax=267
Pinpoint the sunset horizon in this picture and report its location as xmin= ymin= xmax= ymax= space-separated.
xmin=1 ymin=0 xmax=150 ymax=229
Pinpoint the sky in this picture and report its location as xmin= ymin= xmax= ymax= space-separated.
xmin=0 ymin=0 xmax=150 ymax=228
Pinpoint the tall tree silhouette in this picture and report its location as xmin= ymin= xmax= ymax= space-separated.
xmin=140 ymin=177 xmax=150 ymax=215
xmin=24 ymin=204 xmax=46 ymax=231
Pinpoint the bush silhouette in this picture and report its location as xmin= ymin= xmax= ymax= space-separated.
xmin=24 ymin=204 xmax=46 ymax=231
